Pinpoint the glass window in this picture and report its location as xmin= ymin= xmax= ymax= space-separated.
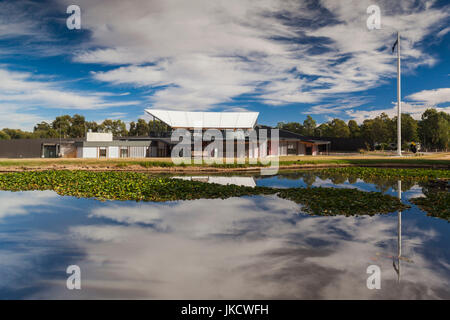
xmin=287 ymin=142 xmax=297 ymax=155
xmin=99 ymin=147 xmax=107 ymax=158
xmin=120 ymin=147 xmax=128 ymax=158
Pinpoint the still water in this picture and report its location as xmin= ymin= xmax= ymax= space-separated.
xmin=0 ymin=171 xmax=448 ymax=299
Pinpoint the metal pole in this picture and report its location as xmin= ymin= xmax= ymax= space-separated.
xmin=397 ymin=32 xmax=402 ymax=156
xmin=397 ymin=180 xmax=402 ymax=282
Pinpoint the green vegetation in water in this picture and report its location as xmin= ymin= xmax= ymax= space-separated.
xmin=0 ymin=171 xmax=409 ymax=216
xmin=313 ymin=167 xmax=450 ymax=180
xmin=0 ymin=170 xmax=273 ymax=202
xmin=278 ymin=187 xmax=409 ymax=216
xmin=410 ymin=179 xmax=450 ymax=221
xmin=410 ymin=192 xmax=450 ymax=221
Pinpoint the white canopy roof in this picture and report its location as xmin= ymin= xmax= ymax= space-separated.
xmin=145 ymin=109 xmax=259 ymax=129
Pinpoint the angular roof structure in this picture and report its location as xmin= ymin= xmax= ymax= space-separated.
xmin=145 ymin=109 xmax=259 ymax=129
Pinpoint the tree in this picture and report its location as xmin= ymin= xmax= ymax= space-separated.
xmin=2 ymin=128 xmax=33 ymax=139
xmin=129 ymin=121 xmax=137 ymax=136
xmin=0 ymin=130 xmax=11 ymax=140
xmin=70 ymin=114 xmax=86 ymax=138
xmin=52 ymin=115 xmax=72 ymax=138
xmin=327 ymin=119 xmax=350 ymax=138
xmin=361 ymin=113 xmax=394 ymax=147
xmin=129 ymin=119 xmax=149 ymax=136
xmin=85 ymin=121 xmax=99 ymax=133
xmin=418 ymin=108 xmax=450 ymax=150
xmin=302 ymin=115 xmax=316 ymax=136
xmin=276 ymin=122 xmax=303 ymax=135
xmin=149 ymin=120 xmax=171 ymax=134
xmin=391 ymin=113 xmax=418 ymax=143
xmin=100 ymin=119 xmax=128 ymax=137
xmin=314 ymin=123 xmax=331 ymax=137
xmin=136 ymin=119 xmax=149 ymax=136
xmin=348 ymin=120 xmax=360 ymax=138
xmin=33 ymin=122 xmax=58 ymax=138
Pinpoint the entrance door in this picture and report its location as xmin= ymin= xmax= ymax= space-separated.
xmin=43 ymin=145 xmax=57 ymax=158
xmin=305 ymin=146 xmax=312 ymax=155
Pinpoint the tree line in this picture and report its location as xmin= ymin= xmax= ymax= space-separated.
xmin=0 ymin=108 xmax=448 ymax=150
xmin=277 ymin=108 xmax=449 ymax=150
xmin=0 ymin=115 xmax=171 ymax=141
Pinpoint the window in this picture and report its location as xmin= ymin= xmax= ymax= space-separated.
xmin=287 ymin=142 xmax=297 ymax=155
xmin=120 ymin=147 xmax=128 ymax=158
xmin=99 ymin=147 xmax=107 ymax=158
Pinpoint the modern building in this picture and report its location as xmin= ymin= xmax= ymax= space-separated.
xmin=0 ymin=110 xmax=330 ymax=158
xmin=144 ymin=109 xmax=330 ymax=158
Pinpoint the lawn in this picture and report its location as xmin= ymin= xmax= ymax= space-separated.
xmin=0 ymin=153 xmax=449 ymax=170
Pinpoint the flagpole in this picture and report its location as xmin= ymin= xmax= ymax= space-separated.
xmin=396 ymin=32 xmax=402 ymax=156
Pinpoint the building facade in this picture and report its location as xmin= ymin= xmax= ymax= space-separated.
xmin=0 ymin=110 xmax=330 ymax=158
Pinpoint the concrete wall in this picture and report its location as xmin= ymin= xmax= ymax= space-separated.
xmin=60 ymin=143 xmax=77 ymax=158
xmin=82 ymin=147 xmax=97 ymax=158
xmin=86 ymin=132 xmax=113 ymax=142
xmin=109 ymin=146 xmax=119 ymax=158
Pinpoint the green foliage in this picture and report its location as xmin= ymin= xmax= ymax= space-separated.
xmin=276 ymin=122 xmax=304 ymax=135
xmin=100 ymin=119 xmax=128 ymax=137
xmin=314 ymin=167 xmax=450 ymax=180
xmin=418 ymin=108 xmax=450 ymax=150
xmin=348 ymin=120 xmax=360 ymax=138
xmin=361 ymin=112 xmax=394 ymax=147
xmin=411 ymin=191 xmax=450 ymax=221
xmin=327 ymin=118 xmax=351 ymax=138
xmin=0 ymin=171 xmax=274 ymax=202
xmin=303 ymin=115 xmax=316 ymax=136
xmin=129 ymin=119 xmax=149 ymax=136
xmin=1 ymin=128 xmax=33 ymax=139
xmin=0 ymin=171 xmax=408 ymax=216
xmin=0 ymin=130 xmax=11 ymax=140
xmin=278 ymin=187 xmax=409 ymax=216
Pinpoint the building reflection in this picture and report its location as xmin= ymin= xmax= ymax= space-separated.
xmin=173 ymin=176 xmax=256 ymax=187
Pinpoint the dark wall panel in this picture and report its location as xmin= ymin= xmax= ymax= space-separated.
xmin=0 ymin=139 xmax=81 ymax=158
xmin=0 ymin=139 xmax=43 ymax=158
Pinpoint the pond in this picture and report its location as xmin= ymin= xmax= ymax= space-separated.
xmin=0 ymin=170 xmax=448 ymax=299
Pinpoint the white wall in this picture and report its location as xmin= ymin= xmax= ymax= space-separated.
xmin=86 ymin=132 xmax=113 ymax=142
xmin=82 ymin=147 xmax=97 ymax=158
xmin=109 ymin=146 xmax=119 ymax=158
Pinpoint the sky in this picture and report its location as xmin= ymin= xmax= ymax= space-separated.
xmin=0 ymin=0 xmax=449 ymax=130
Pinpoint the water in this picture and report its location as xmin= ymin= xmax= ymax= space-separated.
xmin=0 ymin=171 xmax=448 ymax=299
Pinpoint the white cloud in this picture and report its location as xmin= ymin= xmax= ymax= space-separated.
xmin=0 ymin=68 xmax=140 ymax=122
xmin=406 ymin=88 xmax=450 ymax=105
xmin=67 ymin=0 xmax=449 ymax=111
xmin=345 ymin=101 xmax=450 ymax=123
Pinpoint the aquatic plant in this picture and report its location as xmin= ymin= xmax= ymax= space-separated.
xmin=314 ymin=167 xmax=450 ymax=180
xmin=410 ymin=191 xmax=450 ymax=221
xmin=0 ymin=171 xmax=410 ymax=216
xmin=278 ymin=187 xmax=409 ymax=216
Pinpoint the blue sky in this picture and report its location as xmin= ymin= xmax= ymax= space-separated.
xmin=0 ymin=0 xmax=449 ymax=130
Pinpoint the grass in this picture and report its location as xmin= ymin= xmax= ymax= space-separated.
xmin=0 ymin=153 xmax=448 ymax=170
xmin=0 ymin=170 xmax=408 ymax=216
